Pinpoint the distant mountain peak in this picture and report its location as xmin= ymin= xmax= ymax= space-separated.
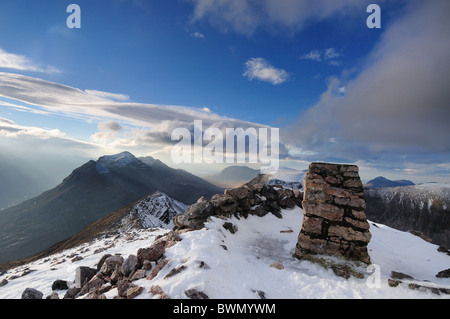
xmin=364 ymin=176 xmax=415 ymax=189
xmin=97 ymin=151 xmax=147 ymax=169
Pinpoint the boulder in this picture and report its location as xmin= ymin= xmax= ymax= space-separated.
xmin=100 ymin=255 xmax=124 ymax=276
xmin=21 ymin=288 xmax=43 ymax=299
xmin=75 ymin=266 xmax=97 ymax=289
xmin=52 ymin=279 xmax=69 ymax=291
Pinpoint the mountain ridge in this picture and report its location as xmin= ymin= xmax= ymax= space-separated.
xmin=0 ymin=152 xmax=222 ymax=264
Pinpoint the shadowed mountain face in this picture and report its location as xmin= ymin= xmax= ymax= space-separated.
xmin=364 ymin=176 xmax=415 ymax=189
xmin=0 ymin=152 xmax=222 ymax=264
xmin=364 ymin=183 xmax=450 ymax=248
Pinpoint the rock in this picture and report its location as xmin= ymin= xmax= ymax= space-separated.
xmin=0 ymin=279 xmax=8 ymax=287
xmin=96 ymin=254 xmax=112 ymax=272
xmin=149 ymin=285 xmax=170 ymax=299
xmin=21 ymin=288 xmax=43 ymax=299
xmin=185 ymin=289 xmax=209 ymax=299
xmin=137 ymin=240 xmax=167 ymax=264
xmin=100 ymin=255 xmax=124 ymax=276
xmin=164 ymin=265 xmax=187 ymax=279
xmin=75 ymin=266 xmax=97 ymax=289
xmin=391 ymin=271 xmax=414 ymax=280
xmin=130 ymin=269 xmax=147 ymax=281
xmin=127 ymin=286 xmax=144 ymax=299
xmin=174 ymin=200 xmax=215 ymax=230
xmin=388 ymin=279 xmax=402 ymax=287
xmin=147 ymin=259 xmax=169 ymax=280
xmin=295 ymin=163 xmax=372 ymax=265
xmin=223 ymin=222 xmax=238 ymax=234
xmin=63 ymin=287 xmax=81 ymax=299
xmin=117 ymin=280 xmax=134 ymax=298
xmin=47 ymin=292 xmax=59 ymax=299
xmin=270 ymin=262 xmax=284 ymax=270
xmin=52 ymin=279 xmax=69 ymax=291
xmin=79 ymin=274 xmax=105 ymax=296
xmin=121 ymin=254 xmax=139 ymax=277
xmin=436 ymin=268 xmax=450 ymax=278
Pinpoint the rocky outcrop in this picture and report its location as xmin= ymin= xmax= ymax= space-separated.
xmin=173 ymin=183 xmax=301 ymax=231
xmin=295 ymin=163 xmax=372 ymax=264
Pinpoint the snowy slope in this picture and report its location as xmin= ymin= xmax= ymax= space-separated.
xmin=365 ymin=183 xmax=450 ymax=211
xmin=128 ymin=192 xmax=188 ymax=229
xmin=1 ymin=207 xmax=449 ymax=299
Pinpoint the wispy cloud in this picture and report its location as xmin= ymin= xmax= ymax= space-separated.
xmin=190 ymin=0 xmax=368 ymax=35
xmin=300 ymin=48 xmax=342 ymax=65
xmin=0 ymin=48 xmax=60 ymax=74
xmin=190 ymin=32 xmax=205 ymax=39
xmin=243 ymin=58 xmax=289 ymax=85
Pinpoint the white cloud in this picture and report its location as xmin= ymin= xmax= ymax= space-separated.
xmin=300 ymin=50 xmax=322 ymax=62
xmin=0 ymin=72 xmax=272 ymax=147
xmin=243 ymin=58 xmax=289 ymax=85
xmin=0 ymin=48 xmax=60 ymax=74
xmin=190 ymin=32 xmax=205 ymax=39
xmin=300 ymin=48 xmax=342 ymax=65
xmin=84 ymin=90 xmax=130 ymax=102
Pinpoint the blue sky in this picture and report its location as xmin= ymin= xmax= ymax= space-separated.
xmin=0 ymin=0 xmax=449 ymax=183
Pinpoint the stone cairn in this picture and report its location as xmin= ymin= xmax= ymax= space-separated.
xmin=295 ymin=163 xmax=372 ymax=264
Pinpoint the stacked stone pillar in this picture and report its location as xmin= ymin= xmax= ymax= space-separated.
xmin=295 ymin=163 xmax=372 ymax=264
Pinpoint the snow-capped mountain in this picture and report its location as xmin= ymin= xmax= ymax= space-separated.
xmin=0 ymin=152 xmax=222 ymax=265
xmin=128 ymin=192 xmax=188 ymax=229
xmin=365 ymin=183 xmax=450 ymax=247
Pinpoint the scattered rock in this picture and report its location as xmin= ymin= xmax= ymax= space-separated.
xmin=164 ymin=265 xmax=187 ymax=279
xmin=436 ymin=268 xmax=450 ymax=278
xmin=46 ymin=292 xmax=60 ymax=299
xmin=149 ymin=285 xmax=170 ymax=299
xmin=251 ymin=289 xmax=267 ymax=299
xmin=127 ymin=286 xmax=144 ymax=299
xmin=122 ymin=254 xmax=139 ymax=277
xmin=117 ymin=280 xmax=134 ymax=298
xmin=100 ymin=255 xmax=124 ymax=276
xmin=185 ymin=289 xmax=209 ymax=299
xmin=130 ymin=269 xmax=147 ymax=281
xmin=223 ymin=222 xmax=238 ymax=234
xmin=21 ymin=288 xmax=43 ymax=299
xmin=391 ymin=271 xmax=414 ymax=280
xmin=388 ymin=279 xmax=402 ymax=287
xmin=52 ymin=279 xmax=69 ymax=291
xmin=63 ymin=287 xmax=81 ymax=299
xmin=270 ymin=262 xmax=284 ymax=270
xmin=137 ymin=240 xmax=167 ymax=264
xmin=0 ymin=279 xmax=8 ymax=287
xmin=75 ymin=266 xmax=97 ymax=289
xmin=147 ymin=259 xmax=169 ymax=281
xmin=96 ymin=254 xmax=112 ymax=271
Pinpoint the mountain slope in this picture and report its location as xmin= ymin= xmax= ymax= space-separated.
xmin=0 ymin=152 xmax=221 ymax=264
xmin=364 ymin=176 xmax=415 ymax=189
xmin=1 ymin=207 xmax=449 ymax=299
xmin=365 ymin=183 xmax=450 ymax=247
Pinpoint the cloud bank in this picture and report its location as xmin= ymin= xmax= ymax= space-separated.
xmin=283 ymin=0 xmax=450 ymax=180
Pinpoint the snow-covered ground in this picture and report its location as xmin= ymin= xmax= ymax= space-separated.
xmin=1 ymin=207 xmax=449 ymax=299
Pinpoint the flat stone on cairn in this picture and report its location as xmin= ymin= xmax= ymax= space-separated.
xmin=295 ymin=163 xmax=372 ymax=264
